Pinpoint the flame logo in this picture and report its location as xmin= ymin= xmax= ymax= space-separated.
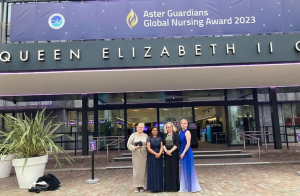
xmin=126 ymin=9 xmax=138 ymax=29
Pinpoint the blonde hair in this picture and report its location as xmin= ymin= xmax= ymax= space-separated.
xmin=137 ymin=123 xmax=145 ymax=127
xmin=180 ymin=119 xmax=188 ymax=124
xmin=136 ymin=123 xmax=145 ymax=132
xmin=164 ymin=122 xmax=177 ymax=134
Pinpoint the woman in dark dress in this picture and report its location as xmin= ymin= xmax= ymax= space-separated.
xmin=146 ymin=127 xmax=164 ymax=192
xmin=163 ymin=122 xmax=180 ymax=192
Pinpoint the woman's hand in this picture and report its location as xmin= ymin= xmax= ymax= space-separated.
xmin=180 ymin=153 xmax=185 ymax=159
xmin=166 ymin=151 xmax=172 ymax=156
xmin=155 ymin=153 xmax=161 ymax=159
xmin=135 ymin=145 xmax=141 ymax=150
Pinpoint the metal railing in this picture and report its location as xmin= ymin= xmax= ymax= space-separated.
xmin=54 ymin=132 xmax=94 ymax=156
xmin=93 ymin=136 xmax=125 ymax=162
xmin=238 ymin=130 xmax=270 ymax=157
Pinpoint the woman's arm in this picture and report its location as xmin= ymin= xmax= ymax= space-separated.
xmin=127 ymin=134 xmax=136 ymax=152
xmin=169 ymin=133 xmax=179 ymax=153
xmin=180 ymin=131 xmax=191 ymax=159
xmin=159 ymin=141 xmax=163 ymax=155
xmin=147 ymin=139 xmax=158 ymax=155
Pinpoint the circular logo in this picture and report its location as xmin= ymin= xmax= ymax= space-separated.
xmin=48 ymin=13 xmax=65 ymax=29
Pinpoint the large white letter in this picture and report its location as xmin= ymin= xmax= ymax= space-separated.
xmin=144 ymin=47 xmax=151 ymax=58
xmin=0 ymin=51 xmax=11 ymax=62
xmin=160 ymin=46 xmax=170 ymax=57
xmin=103 ymin=48 xmax=109 ymax=59
xmin=295 ymin=41 xmax=300 ymax=52
xmin=226 ymin=44 xmax=235 ymax=55
xmin=210 ymin=44 xmax=217 ymax=55
xmin=38 ymin=50 xmax=45 ymax=61
xmin=132 ymin=47 xmax=135 ymax=58
xmin=269 ymin=42 xmax=273 ymax=53
xmin=179 ymin=45 xmax=185 ymax=57
xmin=195 ymin=45 xmax=201 ymax=56
xmin=70 ymin=49 xmax=80 ymax=60
xmin=118 ymin=48 xmax=123 ymax=59
xmin=20 ymin=51 xmax=29 ymax=62
xmin=54 ymin=49 xmax=61 ymax=60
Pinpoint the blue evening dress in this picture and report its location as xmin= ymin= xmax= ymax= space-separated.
xmin=179 ymin=129 xmax=201 ymax=192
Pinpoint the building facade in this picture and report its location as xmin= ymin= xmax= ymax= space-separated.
xmin=1 ymin=0 xmax=300 ymax=155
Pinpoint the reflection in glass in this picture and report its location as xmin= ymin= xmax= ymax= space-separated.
xmin=98 ymin=110 xmax=125 ymax=149
xmin=159 ymin=107 xmax=192 ymax=133
xmin=228 ymin=105 xmax=255 ymax=145
xmin=98 ymin=94 xmax=124 ymax=105
xmin=227 ymin=89 xmax=253 ymax=100
xmin=127 ymin=108 xmax=157 ymax=136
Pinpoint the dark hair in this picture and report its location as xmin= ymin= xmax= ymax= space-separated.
xmin=149 ymin=126 xmax=158 ymax=137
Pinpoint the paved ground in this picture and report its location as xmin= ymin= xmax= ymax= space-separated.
xmin=2 ymin=164 xmax=300 ymax=196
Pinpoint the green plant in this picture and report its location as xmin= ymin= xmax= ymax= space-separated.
xmin=0 ymin=108 xmax=74 ymax=172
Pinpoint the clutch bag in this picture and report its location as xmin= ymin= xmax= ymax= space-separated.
xmin=134 ymin=141 xmax=142 ymax=146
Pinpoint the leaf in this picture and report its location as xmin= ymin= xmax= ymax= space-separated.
xmin=0 ymin=107 xmax=74 ymax=174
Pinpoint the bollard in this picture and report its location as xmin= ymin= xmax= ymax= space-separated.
xmin=86 ymin=141 xmax=99 ymax=184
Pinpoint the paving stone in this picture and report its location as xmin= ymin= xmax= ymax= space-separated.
xmin=2 ymin=164 xmax=300 ymax=195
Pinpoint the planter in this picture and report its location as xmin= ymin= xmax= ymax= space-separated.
xmin=12 ymin=154 xmax=48 ymax=189
xmin=0 ymin=154 xmax=15 ymax=178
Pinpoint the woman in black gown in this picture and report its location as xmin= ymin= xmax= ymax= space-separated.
xmin=146 ymin=127 xmax=163 ymax=192
xmin=163 ymin=122 xmax=180 ymax=191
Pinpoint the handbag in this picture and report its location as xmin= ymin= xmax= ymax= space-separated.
xmin=134 ymin=141 xmax=143 ymax=146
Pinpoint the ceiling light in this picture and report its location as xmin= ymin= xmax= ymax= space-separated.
xmin=148 ymin=108 xmax=154 ymax=110
xmin=122 ymin=99 xmax=124 ymax=102
xmin=134 ymin=110 xmax=139 ymax=112
xmin=195 ymin=108 xmax=198 ymax=110
xmin=172 ymin=96 xmax=175 ymax=99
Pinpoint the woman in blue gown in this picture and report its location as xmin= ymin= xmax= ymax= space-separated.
xmin=179 ymin=119 xmax=201 ymax=192
xmin=146 ymin=127 xmax=164 ymax=192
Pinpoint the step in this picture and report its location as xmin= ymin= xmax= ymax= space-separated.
xmin=193 ymin=153 xmax=252 ymax=159
xmin=114 ymin=153 xmax=252 ymax=162
xmin=121 ymin=150 xmax=242 ymax=157
xmin=106 ymin=158 xmax=267 ymax=169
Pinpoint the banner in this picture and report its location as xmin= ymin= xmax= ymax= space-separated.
xmin=10 ymin=0 xmax=300 ymax=42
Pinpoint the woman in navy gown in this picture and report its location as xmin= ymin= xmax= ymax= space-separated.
xmin=179 ymin=119 xmax=201 ymax=192
xmin=146 ymin=127 xmax=164 ymax=192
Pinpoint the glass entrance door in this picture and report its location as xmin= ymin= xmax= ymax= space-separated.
xmin=127 ymin=108 xmax=157 ymax=136
xmin=159 ymin=107 xmax=193 ymax=133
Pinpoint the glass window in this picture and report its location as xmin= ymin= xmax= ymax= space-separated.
xmin=98 ymin=93 xmax=124 ymax=105
xmin=195 ymin=106 xmax=226 ymax=141
xmin=257 ymin=88 xmax=269 ymax=102
xmin=98 ymin=110 xmax=125 ymax=136
xmin=228 ymin=105 xmax=255 ymax=145
xmin=227 ymin=89 xmax=253 ymax=100
xmin=68 ymin=111 xmax=77 ymax=135
xmin=292 ymin=103 xmax=300 ymax=141
xmin=277 ymin=87 xmax=300 ymax=101
xmin=282 ymin=103 xmax=292 ymax=126
xmin=98 ymin=110 xmax=125 ymax=149
xmin=159 ymin=107 xmax=192 ymax=132
xmin=127 ymin=108 xmax=157 ymax=136
xmin=127 ymin=92 xmax=163 ymax=104
xmin=282 ymin=103 xmax=295 ymax=142
xmin=183 ymin=90 xmax=224 ymax=101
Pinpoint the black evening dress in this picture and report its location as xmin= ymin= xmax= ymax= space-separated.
xmin=163 ymin=133 xmax=180 ymax=191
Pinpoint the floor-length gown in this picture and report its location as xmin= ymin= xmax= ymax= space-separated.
xmin=163 ymin=133 xmax=180 ymax=191
xmin=127 ymin=133 xmax=148 ymax=189
xmin=179 ymin=129 xmax=201 ymax=192
xmin=146 ymin=137 xmax=164 ymax=192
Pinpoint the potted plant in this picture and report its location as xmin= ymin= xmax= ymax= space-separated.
xmin=0 ymin=144 xmax=15 ymax=178
xmin=0 ymin=108 xmax=74 ymax=189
